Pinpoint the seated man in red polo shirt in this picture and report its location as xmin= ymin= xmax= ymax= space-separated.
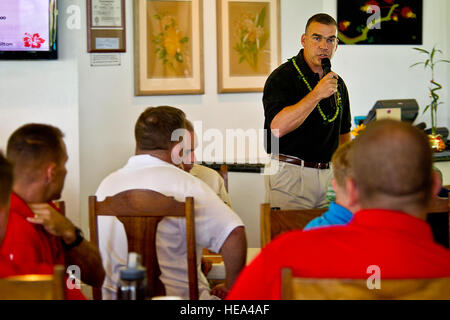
xmin=1 ymin=124 xmax=105 ymax=292
xmin=0 ymin=150 xmax=86 ymax=300
xmin=227 ymin=119 xmax=450 ymax=300
xmin=0 ymin=151 xmax=55 ymax=276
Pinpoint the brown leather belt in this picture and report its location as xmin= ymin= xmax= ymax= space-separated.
xmin=274 ymin=154 xmax=330 ymax=170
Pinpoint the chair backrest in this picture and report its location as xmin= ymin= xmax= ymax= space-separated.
xmin=260 ymin=203 xmax=326 ymax=247
xmin=281 ymin=268 xmax=450 ymax=300
xmin=426 ymin=196 xmax=450 ymax=248
xmin=89 ymin=189 xmax=198 ymax=300
xmin=0 ymin=265 xmax=65 ymax=300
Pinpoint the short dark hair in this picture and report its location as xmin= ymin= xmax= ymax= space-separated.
xmin=185 ymin=119 xmax=194 ymax=132
xmin=135 ymin=106 xmax=187 ymax=151
xmin=352 ymin=120 xmax=433 ymax=209
xmin=305 ymin=13 xmax=338 ymax=32
xmin=0 ymin=151 xmax=13 ymax=208
xmin=7 ymin=124 xmax=65 ymax=181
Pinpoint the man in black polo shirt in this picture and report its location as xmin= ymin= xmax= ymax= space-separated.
xmin=263 ymin=13 xmax=352 ymax=209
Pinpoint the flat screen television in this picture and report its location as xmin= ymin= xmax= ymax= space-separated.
xmin=0 ymin=0 xmax=57 ymax=60
xmin=363 ymin=99 xmax=419 ymax=125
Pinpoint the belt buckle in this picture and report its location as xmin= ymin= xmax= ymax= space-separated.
xmin=318 ymin=163 xmax=328 ymax=169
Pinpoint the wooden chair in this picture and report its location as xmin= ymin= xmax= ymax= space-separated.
xmin=426 ymin=196 xmax=450 ymax=248
xmin=260 ymin=203 xmax=327 ymax=247
xmin=281 ymin=267 xmax=450 ymax=300
xmin=0 ymin=265 xmax=65 ymax=300
xmin=89 ymin=189 xmax=198 ymax=300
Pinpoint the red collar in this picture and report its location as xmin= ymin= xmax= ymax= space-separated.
xmin=350 ymin=209 xmax=435 ymax=242
xmin=10 ymin=193 xmax=58 ymax=219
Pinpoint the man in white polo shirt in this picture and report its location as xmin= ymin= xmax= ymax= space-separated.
xmin=96 ymin=106 xmax=246 ymax=300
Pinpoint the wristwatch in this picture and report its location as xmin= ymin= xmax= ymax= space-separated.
xmin=61 ymin=227 xmax=84 ymax=250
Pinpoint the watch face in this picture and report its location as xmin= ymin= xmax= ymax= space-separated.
xmin=63 ymin=227 xmax=84 ymax=249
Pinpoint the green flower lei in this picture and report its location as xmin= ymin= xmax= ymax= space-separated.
xmin=291 ymin=58 xmax=342 ymax=124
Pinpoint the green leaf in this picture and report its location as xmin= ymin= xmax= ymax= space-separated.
xmin=257 ymin=7 xmax=267 ymax=27
xmin=180 ymin=37 xmax=189 ymax=44
xmin=424 ymin=59 xmax=430 ymax=68
xmin=413 ymin=47 xmax=429 ymax=54
xmin=436 ymin=59 xmax=450 ymax=64
xmin=422 ymin=104 xmax=431 ymax=113
xmin=159 ymin=48 xmax=167 ymax=59
xmin=409 ymin=62 xmax=424 ymax=68
xmin=431 ymin=47 xmax=436 ymax=61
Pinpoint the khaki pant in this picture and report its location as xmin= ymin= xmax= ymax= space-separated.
xmin=264 ymin=160 xmax=333 ymax=209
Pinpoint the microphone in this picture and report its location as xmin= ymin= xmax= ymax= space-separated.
xmin=321 ymin=58 xmax=338 ymax=110
xmin=321 ymin=58 xmax=332 ymax=76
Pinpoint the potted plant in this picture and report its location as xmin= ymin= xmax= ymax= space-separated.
xmin=410 ymin=45 xmax=450 ymax=151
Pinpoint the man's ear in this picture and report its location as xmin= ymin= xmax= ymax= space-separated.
xmin=331 ymin=178 xmax=338 ymax=192
xmin=346 ymin=177 xmax=359 ymax=208
xmin=170 ymin=142 xmax=184 ymax=166
xmin=44 ymin=162 xmax=57 ymax=184
xmin=301 ymin=33 xmax=306 ymax=47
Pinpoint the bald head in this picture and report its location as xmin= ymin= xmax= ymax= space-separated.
xmin=351 ymin=120 xmax=433 ymax=214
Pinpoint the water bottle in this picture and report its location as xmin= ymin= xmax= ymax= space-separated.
xmin=117 ymin=252 xmax=148 ymax=300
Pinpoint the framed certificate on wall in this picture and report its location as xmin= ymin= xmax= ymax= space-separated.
xmin=87 ymin=0 xmax=126 ymax=52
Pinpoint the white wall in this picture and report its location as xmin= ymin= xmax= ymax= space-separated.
xmin=0 ymin=0 xmax=81 ymax=225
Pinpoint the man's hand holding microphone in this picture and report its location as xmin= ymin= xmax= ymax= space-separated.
xmin=312 ymin=58 xmax=339 ymax=105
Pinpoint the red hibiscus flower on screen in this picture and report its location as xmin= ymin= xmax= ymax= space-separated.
xmin=23 ymin=33 xmax=45 ymax=48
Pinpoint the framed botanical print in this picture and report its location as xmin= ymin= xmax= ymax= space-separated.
xmin=217 ymin=0 xmax=281 ymax=93
xmin=133 ymin=0 xmax=204 ymax=95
